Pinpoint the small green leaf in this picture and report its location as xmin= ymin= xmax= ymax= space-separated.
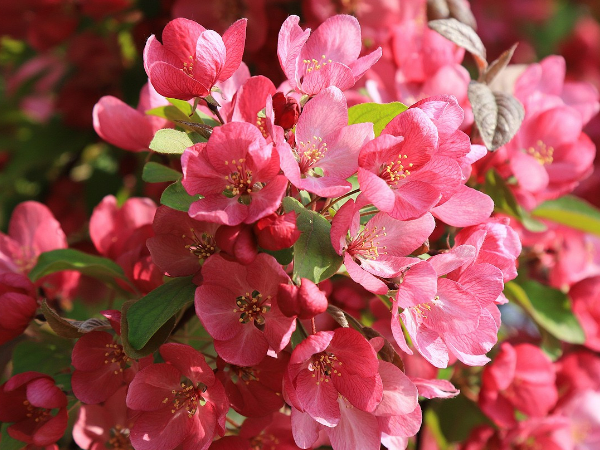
xmin=160 ymin=180 xmax=201 ymax=212
xmin=532 ymin=195 xmax=600 ymax=236
xmin=126 ymin=276 xmax=196 ymax=351
xmin=121 ymin=299 xmax=177 ymax=359
xmin=261 ymin=247 xmax=294 ymax=266
xmin=283 ymin=197 xmax=343 ymax=283
xmin=348 ymin=102 xmax=408 ymax=136
xmin=149 ymin=129 xmax=194 ymax=154
xmin=504 ymin=280 xmax=585 ymax=344
xmin=1 ymin=423 xmax=26 ymax=450
xmin=29 ymin=249 xmax=131 ymax=291
xmin=142 ymin=162 xmax=182 ymax=183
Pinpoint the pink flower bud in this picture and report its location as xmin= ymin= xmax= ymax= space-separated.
xmin=215 ymin=224 xmax=257 ymax=265
xmin=253 ymin=212 xmax=300 ymax=251
xmin=278 ymin=278 xmax=328 ymax=319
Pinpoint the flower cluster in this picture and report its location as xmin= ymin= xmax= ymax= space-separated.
xmin=1 ymin=1 xmax=600 ymax=449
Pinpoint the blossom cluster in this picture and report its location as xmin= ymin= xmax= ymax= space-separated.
xmin=0 ymin=1 xmax=599 ymax=450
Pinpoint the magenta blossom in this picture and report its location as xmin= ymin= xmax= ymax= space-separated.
xmin=278 ymin=14 xmax=382 ymax=96
xmin=279 ymin=86 xmax=374 ymax=197
xmin=330 ymin=198 xmax=435 ymax=294
xmin=479 ymin=342 xmax=558 ymax=428
xmin=195 ymin=253 xmax=296 ymax=366
xmin=144 ymin=17 xmax=247 ymax=100
xmin=126 ymin=343 xmax=228 ymax=450
xmin=0 ymin=273 xmax=37 ymax=345
xmin=93 ymin=82 xmax=171 ymax=152
xmin=182 ymin=122 xmax=287 ymax=226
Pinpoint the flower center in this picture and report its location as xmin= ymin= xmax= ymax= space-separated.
xmin=309 ymin=352 xmax=343 ymax=385
xmin=234 ymin=290 xmax=271 ymax=326
xmin=413 ymin=296 xmax=439 ymax=319
xmin=182 ymin=55 xmax=195 ymax=78
xmin=104 ymin=343 xmax=131 ymax=375
xmin=251 ymin=433 xmax=280 ymax=450
xmin=107 ymin=424 xmax=133 ymax=450
xmin=303 ymin=55 xmax=332 ymax=73
xmin=347 ymin=225 xmax=387 ymax=261
xmin=183 ymin=228 xmax=216 ymax=260
xmin=297 ymin=135 xmax=327 ymax=174
xmin=23 ymin=400 xmax=52 ymax=424
xmin=165 ymin=382 xmax=207 ymax=418
xmin=379 ymin=153 xmax=413 ymax=187
xmin=525 ymin=140 xmax=554 ymax=165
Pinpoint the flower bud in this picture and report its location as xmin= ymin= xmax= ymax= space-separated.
xmin=254 ymin=212 xmax=301 ymax=251
xmin=215 ymin=224 xmax=258 ymax=265
xmin=272 ymin=92 xmax=300 ymax=130
xmin=278 ymin=278 xmax=328 ymax=319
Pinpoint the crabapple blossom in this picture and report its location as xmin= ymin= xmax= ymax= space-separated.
xmin=126 ymin=343 xmax=228 ymax=450
xmin=182 ymin=122 xmax=287 ymax=226
xmin=195 ymin=253 xmax=295 ymax=366
xmin=278 ymin=86 xmax=374 ymax=197
xmin=0 ymin=372 xmax=68 ymax=447
xmin=144 ymin=18 xmax=247 ymax=100
xmin=278 ymin=15 xmax=382 ymax=95
xmin=0 ymin=273 xmax=38 ymax=345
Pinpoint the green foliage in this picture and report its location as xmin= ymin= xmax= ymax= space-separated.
xmin=160 ymin=180 xmax=201 ymax=212
xmin=142 ymin=161 xmax=182 ymax=183
xmin=126 ymin=276 xmax=196 ymax=351
xmin=347 ymin=102 xmax=408 ymax=136
xmin=504 ymin=280 xmax=585 ymax=344
xmin=28 ymin=249 xmax=132 ymax=292
xmin=149 ymin=128 xmax=195 ymax=154
xmin=532 ymin=195 xmax=600 ymax=236
xmin=283 ymin=197 xmax=343 ymax=283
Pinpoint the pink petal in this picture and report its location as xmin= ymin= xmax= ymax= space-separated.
xmin=302 ymin=15 xmax=362 ymax=66
xmin=431 ymin=185 xmax=494 ymax=227
xmin=295 ymin=369 xmax=340 ymax=426
xmin=345 ymin=254 xmax=389 ymax=295
xmin=300 ymin=62 xmax=355 ymax=95
xmin=149 ymin=61 xmax=210 ymax=99
xmin=195 ymin=284 xmax=242 ymax=341
xmin=220 ymin=19 xmax=247 ymax=81
xmin=296 ymin=86 xmax=347 ymax=146
xmin=291 ymin=407 xmax=322 ymax=448
xmin=160 ymin=343 xmax=215 ymax=387
xmin=188 ymin=195 xmax=248 ymax=226
xmin=162 ymin=18 xmax=206 ymax=63
xmin=375 ymin=361 xmax=418 ymax=416
xmin=326 ymin=397 xmax=381 ymax=450
xmin=245 ymin=175 xmax=288 ymax=224
xmin=192 ymin=30 xmax=226 ymax=90
xmin=349 ymin=47 xmax=383 ymax=80
xmin=510 ymin=152 xmax=550 ymax=192
xmin=213 ymin=326 xmax=269 ymax=367
xmin=410 ymin=378 xmax=459 ymax=399
xmin=277 ymin=16 xmax=310 ymax=88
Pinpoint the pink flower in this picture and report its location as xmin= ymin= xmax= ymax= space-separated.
xmin=126 ymin=343 xmax=228 ymax=450
xmin=146 ymin=206 xmax=220 ymax=280
xmin=71 ymin=331 xmax=152 ymax=404
xmin=0 ymin=273 xmax=37 ymax=345
xmin=144 ymin=18 xmax=247 ymax=100
xmin=0 ymin=372 xmax=68 ymax=447
xmin=479 ymin=342 xmax=558 ymax=428
xmin=72 ymin=386 xmax=134 ymax=450
xmin=182 ymin=122 xmax=287 ymax=226
xmin=93 ymin=82 xmax=171 ymax=152
xmin=391 ymin=247 xmax=504 ymax=367
xmin=215 ymin=353 xmax=289 ymax=418
xmin=285 ymin=327 xmax=383 ymax=428
xmin=278 ymin=86 xmax=374 ymax=197
xmin=330 ymin=198 xmax=435 ymax=294
xmin=195 ymin=253 xmax=295 ymax=366
xmin=0 ymin=201 xmax=67 ymax=275
xmin=278 ymin=15 xmax=382 ymax=96
xmin=570 ymin=276 xmax=600 ymax=352
xmin=90 ymin=195 xmax=163 ymax=293
xmin=453 ymin=217 xmax=522 ymax=282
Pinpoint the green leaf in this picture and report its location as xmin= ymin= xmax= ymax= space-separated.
xmin=29 ymin=249 xmax=131 ymax=292
xmin=126 ymin=276 xmax=196 ymax=350
xmin=532 ymin=195 xmax=600 ymax=236
xmin=437 ymin=395 xmax=492 ymax=443
xmin=348 ymin=102 xmax=408 ymax=136
xmin=142 ymin=162 xmax=182 ymax=183
xmin=160 ymin=180 xmax=201 ymax=212
xmin=484 ymin=169 xmax=547 ymax=232
xmin=12 ymin=334 xmax=73 ymax=390
xmin=283 ymin=197 xmax=343 ymax=283
xmin=261 ymin=247 xmax=294 ymax=266
xmin=504 ymin=280 xmax=585 ymax=344
xmin=149 ymin=129 xmax=194 ymax=155
xmin=1 ymin=423 xmax=25 ymax=450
